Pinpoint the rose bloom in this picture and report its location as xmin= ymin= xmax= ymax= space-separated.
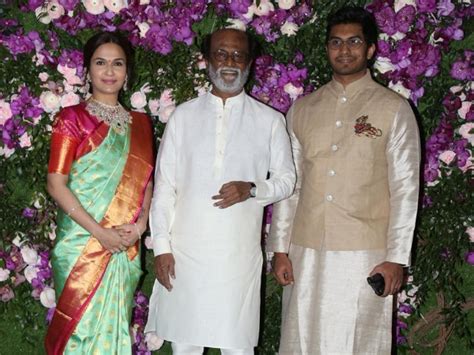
xmin=467 ymin=227 xmax=474 ymax=243
xmin=103 ymin=0 xmax=126 ymax=13
xmin=0 ymin=268 xmax=10 ymax=282
xmin=226 ymin=18 xmax=246 ymax=32
xmin=148 ymin=98 xmax=160 ymax=116
xmin=38 ymin=72 xmax=49 ymax=82
xmin=458 ymin=101 xmax=472 ymax=120
xmin=0 ymin=285 xmax=14 ymax=302
xmin=19 ymin=132 xmax=32 ymax=148
xmin=438 ymin=150 xmax=456 ymax=165
xmin=283 ymin=82 xmax=303 ymax=100
xmin=158 ymin=104 xmax=176 ymax=124
xmin=255 ymin=0 xmax=274 ymax=16
xmin=48 ymin=1 xmax=65 ymax=19
xmin=0 ymin=146 xmax=15 ymax=158
xmin=24 ymin=265 xmax=38 ymax=283
xmin=145 ymin=332 xmax=164 ymax=351
xmin=278 ymin=0 xmax=295 ymax=10
xmin=281 ymin=21 xmax=299 ymax=36
xmin=20 ymin=246 xmax=39 ymax=266
xmin=40 ymin=91 xmax=61 ymax=113
xmin=130 ymin=91 xmax=147 ymax=110
xmin=82 ymin=0 xmax=105 ymax=15
xmin=0 ymin=100 xmax=13 ymax=125
xmin=389 ymin=81 xmax=411 ymax=99
xmin=459 ymin=122 xmax=474 ymax=143
xmin=40 ymin=286 xmax=57 ymax=308
xmin=60 ymin=92 xmax=80 ymax=108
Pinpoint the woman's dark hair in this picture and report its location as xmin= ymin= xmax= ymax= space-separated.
xmin=325 ymin=6 xmax=378 ymax=46
xmin=201 ymin=29 xmax=260 ymax=62
xmin=83 ymin=31 xmax=134 ymax=91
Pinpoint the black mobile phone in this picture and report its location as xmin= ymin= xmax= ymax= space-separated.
xmin=367 ymin=273 xmax=385 ymax=296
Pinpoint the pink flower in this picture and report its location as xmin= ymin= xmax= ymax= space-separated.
xmin=0 ymin=146 xmax=15 ymax=158
xmin=48 ymin=1 xmax=65 ymax=19
xmin=0 ymin=285 xmax=14 ymax=302
xmin=145 ymin=332 xmax=164 ymax=351
xmin=40 ymin=91 xmax=61 ymax=113
xmin=24 ymin=265 xmax=38 ymax=283
xmin=40 ymin=287 xmax=56 ymax=308
xmin=159 ymin=89 xmax=174 ymax=108
xmin=255 ymin=0 xmax=274 ymax=16
xmin=158 ymin=105 xmax=176 ymax=124
xmin=144 ymin=236 xmax=153 ymax=250
xmin=131 ymin=91 xmax=147 ymax=111
xmin=60 ymin=92 xmax=80 ymax=108
xmin=38 ymin=72 xmax=49 ymax=82
xmin=459 ymin=122 xmax=474 ymax=144
xmin=0 ymin=268 xmax=10 ymax=282
xmin=467 ymin=227 xmax=474 ymax=243
xmin=278 ymin=0 xmax=295 ymax=10
xmin=19 ymin=132 xmax=32 ymax=148
xmin=103 ymin=0 xmax=126 ymax=13
xmin=0 ymin=100 xmax=13 ymax=125
xmin=438 ymin=150 xmax=456 ymax=165
xmin=458 ymin=102 xmax=472 ymax=120
xmin=82 ymin=0 xmax=105 ymax=15
xmin=226 ymin=19 xmax=246 ymax=31
xmin=148 ymin=99 xmax=160 ymax=116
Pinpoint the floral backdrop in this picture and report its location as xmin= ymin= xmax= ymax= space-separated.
xmin=0 ymin=0 xmax=473 ymax=353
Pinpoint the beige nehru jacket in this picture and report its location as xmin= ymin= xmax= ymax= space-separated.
xmin=268 ymin=71 xmax=421 ymax=265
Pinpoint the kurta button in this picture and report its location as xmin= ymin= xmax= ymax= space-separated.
xmin=331 ymin=144 xmax=338 ymax=151
xmin=335 ymin=120 xmax=342 ymax=128
xmin=328 ymin=169 xmax=336 ymax=176
xmin=326 ymin=194 xmax=334 ymax=202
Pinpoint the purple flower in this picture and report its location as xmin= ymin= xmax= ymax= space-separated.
xmin=2 ymin=118 xmax=26 ymax=149
xmin=395 ymin=6 xmax=416 ymax=33
xmin=0 ymin=285 xmax=14 ymax=302
xmin=374 ymin=6 xmax=397 ymax=36
xmin=46 ymin=307 xmax=55 ymax=324
xmin=22 ymin=207 xmax=36 ymax=219
xmin=57 ymin=0 xmax=79 ymax=11
xmin=416 ymin=0 xmax=437 ymax=13
xmin=450 ymin=60 xmax=473 ymax=81
xmin=437 ymin=0 xmax=455 ymax=16
xmin=465 ymin=251 xmax=474 ymax=265
xmin=25 ymin=0 xmax=43 ymax=11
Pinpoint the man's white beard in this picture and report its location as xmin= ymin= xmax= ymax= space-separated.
xmin=208 ymin=64 xmax=250 ymax=94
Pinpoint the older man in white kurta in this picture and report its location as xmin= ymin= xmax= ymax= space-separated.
xmin=145 ymin=29 xmax=295 ymax=354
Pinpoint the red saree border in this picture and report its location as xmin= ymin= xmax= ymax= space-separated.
xmin=45 ymin=114 xmax=154 ymax=354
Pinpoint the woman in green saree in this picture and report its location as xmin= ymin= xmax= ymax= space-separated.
xmin=45 ymin=32 xmax=154 ymax=354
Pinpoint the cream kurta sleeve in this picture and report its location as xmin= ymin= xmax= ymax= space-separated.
xmin=385 ymin=100 xmax=421 ymax=265
xmin=267 ymin=106 xmax=302 ymax=253
xmin=254 ymin=113 xmax=296 ymax=206
xmin=149 ymin=113 xmax=177 ymax=256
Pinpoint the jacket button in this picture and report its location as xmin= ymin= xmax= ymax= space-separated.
xmin=326 ymin=194 xmax=334 ymax=202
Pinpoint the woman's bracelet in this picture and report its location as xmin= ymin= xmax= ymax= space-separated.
xmin=134 ymin=223 xmax=142 ymax=239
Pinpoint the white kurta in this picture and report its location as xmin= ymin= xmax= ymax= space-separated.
xmin=145 ymin=90 xmax=295 ymax=349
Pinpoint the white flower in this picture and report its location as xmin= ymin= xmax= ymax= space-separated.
xmin=254 ymin=0 xmax=274 ymax=16
xmin=137 ymin=22 xmax=150 ymax=38
xmin=144 ymin=236 xmax=153 ymax=250
xmin=390 ymin=31 xmax=406 ymax=41
xmin=148 ymin=99 xmax=160 ymax=116
xmin=40 ymin=287 xmax=57 ymax=308
xmin=283 ymin=83 xmax=303 ymax=100
xmin=104 ymin=0 xmax=126 ymax=13
xmin=20 ymin=246 xmax=39 ymax=266
xmin=389 ymin=81 xmax=411 ymax=99
xmin=226 ymin=19 xmax=246 ymax=32
xmin=458 ymin=101 xmax=471 ymax=120
xmin=145 ymin=332 xmax=164 ymax=351
xmin=24 ymin=265 xmax=38 ymax=283
xmin=459 ymin=122 xmax=474 ymax=144
xmin=38 ymin=72 xmax=49 ymax=82
xmin=35 ymin=6 xmax=52 ymax=24
xmin=467 ymin=226 xmax=474 ymax=243
xmin=449 ymin=85 xmax=463 ymax=94
xmin=0 ymin=146 xmax=15 ymax=158
xmin=82 ymin=0 xmax=105 ymax=15
xmin=243 ymin=3 xmax=256 ymax=20
xmin=0 ymin=100 xmax=13 ymax=125
xmin=281 ymin=21 xmax=298 ymax=36
xmin=278 ymin=0 xmax=295 ymax=10
xmin=0 ymin=268 xmax=10 ymax=282
xmin=60 ymin=92 xmax=80 ymax=108
xmin=48 ymin=1 xmax=65 ymax=20
xmin=131 ymin=92 xmax=147 ymax=111
xmin=40 ymin=91 xmax=61 ymax=113
xmin=139 ymin=0 xmax=149 ymax=4
xmin=374 ymin=57 xmax=395 ymax=74
xmin=438 ymin=150 xmax=456 ymax=165
xmin=12 ymin=235 xmax=23 ymax=247
xmin=19 ymin=132 xmax=32 ymax=148
xmin=394 ymin=0 xmax=416 ymax=13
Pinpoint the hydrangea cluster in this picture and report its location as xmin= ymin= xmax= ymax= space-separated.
xmin=251 ymin=53 xmax=310 ymax=113
xmin=424 ymin=82 xmax=473 ymax=185
xmin=368 ymin=0 xmax=472 ymax=104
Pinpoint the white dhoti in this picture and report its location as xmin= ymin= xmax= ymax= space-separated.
xmin=279 ymin=245 xmax=393 ymax=355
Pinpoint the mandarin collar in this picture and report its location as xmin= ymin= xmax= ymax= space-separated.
xmin=328 ymin=70 xmax=375 ymax=98
xmin=207 ymin=89 xmax=246 ymax=108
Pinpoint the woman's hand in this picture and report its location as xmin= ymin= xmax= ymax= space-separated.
xmin=114 ymin=223 xmax=142 ymax=247
xmin=95 ymin=227 xmax=129 ymax=254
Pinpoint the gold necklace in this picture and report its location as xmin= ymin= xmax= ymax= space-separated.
xmin=86 ymin=98 xmax=132 ymax=135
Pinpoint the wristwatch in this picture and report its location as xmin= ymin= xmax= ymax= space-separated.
xmin=249 ymin=182 xmax=257 ymax=198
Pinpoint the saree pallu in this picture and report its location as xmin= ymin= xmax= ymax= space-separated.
xmin=45 ymin=106 xmax=154 ymax=354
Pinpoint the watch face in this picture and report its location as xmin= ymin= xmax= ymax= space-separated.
xmin=250 ymin=186 xmax=257 ymax=197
